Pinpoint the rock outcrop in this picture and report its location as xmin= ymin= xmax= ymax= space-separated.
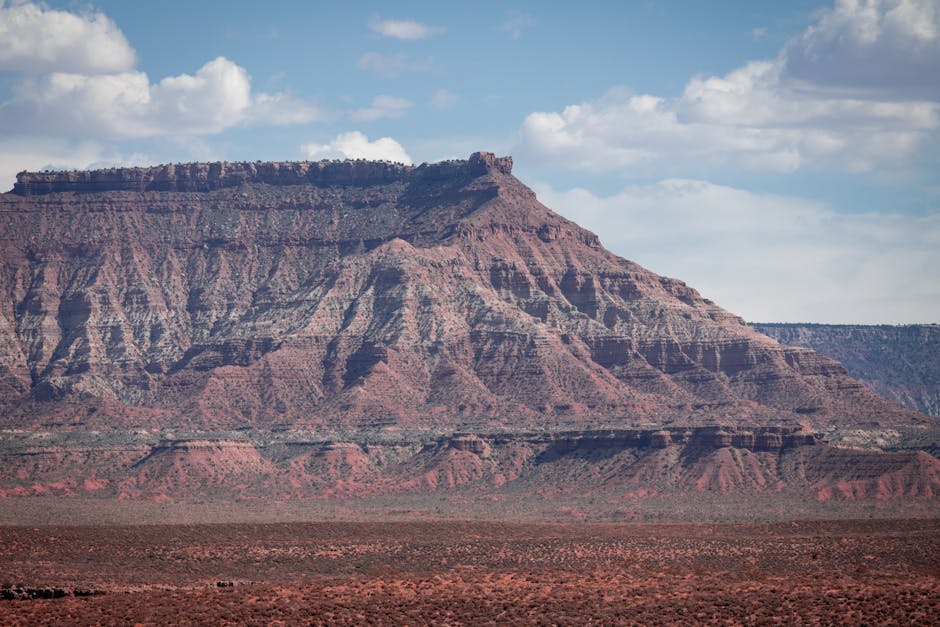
xmin=1 ymin=428 xmax=937 ymax=505
xmin=11 ymin=152 xmax=512 ymax=196
xmin=1 ymin=585 xmax=105 ymax=600
xmin=0 ymin=153 xmax=925 ymax=434
xmin=2 ymin=152 xmax=937 ymax=512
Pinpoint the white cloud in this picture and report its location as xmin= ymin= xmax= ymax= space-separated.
xmin=430 ymin=89 xmax=458 ymax=109
xmin=301 ymin=131 xmax=412 ymax=164
xmin=783 ymin=0 xmax=940 ymax=99
xmin=369 ymin=18 xmax=445 ymax=40
xmin=502 ymin=12 xmax=534 ymax=39
xmin=0 ymin=1 xmax=135 ymax=73
xmin=248 ymin=91 xmax=325 ymax=125
xmin=356 ymin=52 xmax=433 ymax=78
xmin=534 ymin=180 xmax=940 ymax=324
xmin=0 ymin=56 xmax=325 ymax=138
xmin=350 ymin=95 xmax=413 ymax=122
xmin=516 ymin=1 xmax=939 ymax=175
xmin=517 ymin=64 xmax=937 ymax=174
xmin=0 ymin=4 xmax=324 ymax=140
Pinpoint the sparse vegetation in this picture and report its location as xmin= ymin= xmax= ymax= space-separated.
xmin=0 ymin=520 xmax=936 ymax=624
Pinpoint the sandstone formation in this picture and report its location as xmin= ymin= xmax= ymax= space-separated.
xmin=0 ymin=427 xmax=937 ymax=504
xmin=753 ymin=323 xmax=940 ymax=417
xmin=0 ymin=153 xmax=925 ymax=433
xmin=0 ymin=153 xmax=936 ymax=509
xmin=11 ymin=154 xmax=512 ymax=196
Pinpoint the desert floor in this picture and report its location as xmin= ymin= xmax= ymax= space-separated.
xmin=0 ymin=519 xmax=937 ymax=624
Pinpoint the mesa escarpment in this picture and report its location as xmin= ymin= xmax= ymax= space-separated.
xmin=11 ymin=152 xmax=514 ymax=195
xmin=0 ymin=153 xmax=926 ymax=433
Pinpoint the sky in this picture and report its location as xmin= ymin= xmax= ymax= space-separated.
xmin=0 ymin=0 xmax=937 ymax=324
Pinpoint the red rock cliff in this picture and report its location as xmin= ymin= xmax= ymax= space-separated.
xmin=0 ymin=153 xmax=925 ymax=431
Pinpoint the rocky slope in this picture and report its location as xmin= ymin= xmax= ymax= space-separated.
xmin=753 ymin=324 xmax=939 ymax=417
xmin=1 ymin=427 xmax=937 ymax=506
xmin=0 ymin=153 xmax=925 ymax=433
xmin=0 ymin=153 xmax=935 ymax=510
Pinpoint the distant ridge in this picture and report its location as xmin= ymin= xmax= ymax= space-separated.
xmin=753 ymin=323 xmax=940 ymax=417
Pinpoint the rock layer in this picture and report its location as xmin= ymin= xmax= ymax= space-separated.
xmin=11 ymin=153 xmax=513 ymax=196
xmin=1 ymin=429 xmax=937 ymax=503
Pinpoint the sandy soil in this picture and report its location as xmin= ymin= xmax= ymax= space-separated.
xmin=0 ymin=519 xmax=937 ymax=624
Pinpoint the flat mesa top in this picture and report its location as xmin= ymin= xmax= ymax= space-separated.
xmin=9 ymin=152 xmax=514 ymax=196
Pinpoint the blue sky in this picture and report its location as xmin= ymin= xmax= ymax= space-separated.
xmin=0 ymin=0 xmax=937 ymax=323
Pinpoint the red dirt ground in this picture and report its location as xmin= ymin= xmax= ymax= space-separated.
xmin=0 ymin=519 xmax=937 ymax=624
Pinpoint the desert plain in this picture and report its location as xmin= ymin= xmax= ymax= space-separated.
xmin=0 ymin=518 xmax=936 ymax=624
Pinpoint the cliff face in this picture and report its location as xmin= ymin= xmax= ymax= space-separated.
xmin=753 ymin=324 xmax=940 ymax=417
xmin=11 ymin=153 xmax=513 ymax=196
xmin=0 ymin=153 xmax=926 ymax=432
